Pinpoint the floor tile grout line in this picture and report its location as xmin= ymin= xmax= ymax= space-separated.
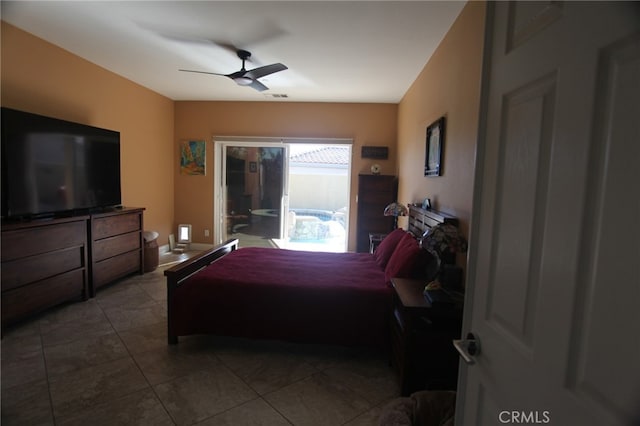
xmin=98 ymin=279 xmax=179 ymax=425
xmin=260 ymin=395 xmax=296 ymax=425
xmin=38 ymin=298 xmax=122 ymax=424
xmin=108 ymin=269 xmax=274 ymax=424
xmin=46 ymin=283 xmax=165 ymax=424
xmin=204 ymin=340 xmax=331 ymax=425
xmin=122 ymin=346 xmax=179 ymax=425
xmin=38 ymin=324 xmax=59 ymax=426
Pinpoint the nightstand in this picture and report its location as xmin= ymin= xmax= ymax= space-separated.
xmin=369 ymin=232 xmax=387 ymax=254
xmin=390 ymin=277 xmax=463 ymax=396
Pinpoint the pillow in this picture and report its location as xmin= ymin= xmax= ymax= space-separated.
xmin=385 ymin=232 xmax=421 ymax=284
xmin=374 ymin=228 xmax=408 ymax=268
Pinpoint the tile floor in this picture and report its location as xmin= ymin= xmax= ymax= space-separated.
xmin=1 ymin=252 xmax=400 ymax=426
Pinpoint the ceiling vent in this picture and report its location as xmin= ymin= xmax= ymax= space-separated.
xmin=264 ymin=94 xmax=289 ymax=99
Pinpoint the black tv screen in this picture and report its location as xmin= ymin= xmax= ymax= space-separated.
xmin=1 ymin=107 xmax=121 ymax=219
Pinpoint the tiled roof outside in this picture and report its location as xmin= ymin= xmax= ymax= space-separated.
xmin=290 ymin=146 xmax=349 ymax=165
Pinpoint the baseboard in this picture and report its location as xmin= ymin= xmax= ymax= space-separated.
xmin=159 ymin=242 xmax=213 ymax=253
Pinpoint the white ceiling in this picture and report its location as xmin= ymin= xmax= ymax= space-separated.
xmin=1 ymin=1 xmax=465 ymax=103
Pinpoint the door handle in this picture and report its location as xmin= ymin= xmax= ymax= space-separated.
xmin=453 ymin=332 xmax=480 ymax=365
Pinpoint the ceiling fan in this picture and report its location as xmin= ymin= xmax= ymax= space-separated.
xmin=179 ymin=49 xmax=287 ymax=92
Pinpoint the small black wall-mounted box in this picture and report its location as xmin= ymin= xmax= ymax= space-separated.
xmin=361 ymin=146 xmax=389 ymax=159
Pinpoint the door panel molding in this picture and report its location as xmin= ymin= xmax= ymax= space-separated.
xmin=506 ymin=1 xmax=564 ymax=52
xmin=567 ymin=33 xmax=640 ymax=422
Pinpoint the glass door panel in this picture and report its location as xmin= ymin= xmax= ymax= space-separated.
xmin=222 ymin=144 xmax=287 ymax=244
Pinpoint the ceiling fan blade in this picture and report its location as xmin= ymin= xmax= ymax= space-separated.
xmin=214 ymin=41 xmax=244 ymax=56
xmin=179 ymin=69 xmax=226 ymax=76
xmin=244 ymin=63 xmax=288 ymax=80
xmin=248 ymin=80 xmax=269 ymax=92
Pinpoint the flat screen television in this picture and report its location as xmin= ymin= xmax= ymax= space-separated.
xmin=1 ymin=107 xmax=122 ymax=220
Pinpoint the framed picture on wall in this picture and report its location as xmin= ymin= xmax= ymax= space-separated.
xmin=180 ymin=140 xmax=206 ymax=175
xmin=424 ymin=117 xmax=445 ymax=176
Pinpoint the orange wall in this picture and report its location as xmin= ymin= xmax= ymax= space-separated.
xmin=1 ymin=22 xmax=175 ymax=243
xmin=174 ymin=101 xmax=397 ymax=250
xmin=397 ymin=2 xmax=485 ymax=264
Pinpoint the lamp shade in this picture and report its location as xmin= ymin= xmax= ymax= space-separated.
xmin=421 ymin=223 xmax=468 ymax=256
xmin=383 ymin=202 xmax=408 ymax=230
xmin=383 ymin=202 xmax=408 ymax=217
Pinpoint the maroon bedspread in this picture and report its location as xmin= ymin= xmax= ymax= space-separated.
xmin=171 ymin=247 xmax=393 ymax=347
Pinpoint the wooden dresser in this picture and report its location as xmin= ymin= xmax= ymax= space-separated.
xmin=90 ymin=207 xmax=144 ymax=296
xmin=1 ymin=207 xmax=145 ymax=330
xmin=1 ymin=216 xmax=90 ymax=327
xmin=356 ymin=174 xmax=398 ymax=252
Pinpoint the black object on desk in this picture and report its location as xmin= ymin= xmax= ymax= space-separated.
xmin=424 ymin=289 xmax=455 ymax=306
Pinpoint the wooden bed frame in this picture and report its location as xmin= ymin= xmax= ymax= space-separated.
xmin=164 ymin=206 xmax=457 ymax=345
xmin=407 ymin=205 xmax=458 ymax=264
xmin=164 ymin=238 xmax=239 ymax=344
xmin=407 ymin=205 xmax=458 ymax=237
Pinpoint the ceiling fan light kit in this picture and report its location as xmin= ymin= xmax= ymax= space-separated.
xmin=233 ymin=77 xmax=253 ymax=86
xmin=180 ymin=48 xmax=287 ymax=92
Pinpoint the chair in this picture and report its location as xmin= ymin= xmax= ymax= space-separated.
xmin=226 ymin=200 xmax=249 ymax=234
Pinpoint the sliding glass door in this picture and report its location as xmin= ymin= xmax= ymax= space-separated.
xmin=215 ymin=138 xmax=352 ymax=251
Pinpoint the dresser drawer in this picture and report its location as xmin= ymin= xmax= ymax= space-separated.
xmin=1 ymin=220 xmax=86 ymax=262
xmin=1 ymin=269 xmax=86 ymax=324
xmin=93 ymin=251 xmax=141 ymax=288
xmin=2 ymin=246 xmax=86 ymax=291
xmin=93 ymin=232 xmax=141 ymax=262
xmin=92 ymin=212 xmax=141 ymax=239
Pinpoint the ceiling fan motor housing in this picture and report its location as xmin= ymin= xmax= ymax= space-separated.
xmin=237 ymin=49 xmax=251 ymax=61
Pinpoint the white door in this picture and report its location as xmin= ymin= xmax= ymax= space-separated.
xmin=456 ymin=3 xmax=639 ymax=426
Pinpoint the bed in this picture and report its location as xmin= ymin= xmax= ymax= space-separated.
xmin=164 ymin=205 xmax=458 ymax=347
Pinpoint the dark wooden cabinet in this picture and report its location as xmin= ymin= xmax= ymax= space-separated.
xmin=390 ymin=278 xmax=462 ymax=396
xmin=356 ymin=174 xmax=398 ymax=252
xmin=1 ymin=216 xmax=89 ymax=328
xmin=1 ymin=207 xmax=145 ymax=329
xmin=90 ymin=208 xmax=144 ymax=296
